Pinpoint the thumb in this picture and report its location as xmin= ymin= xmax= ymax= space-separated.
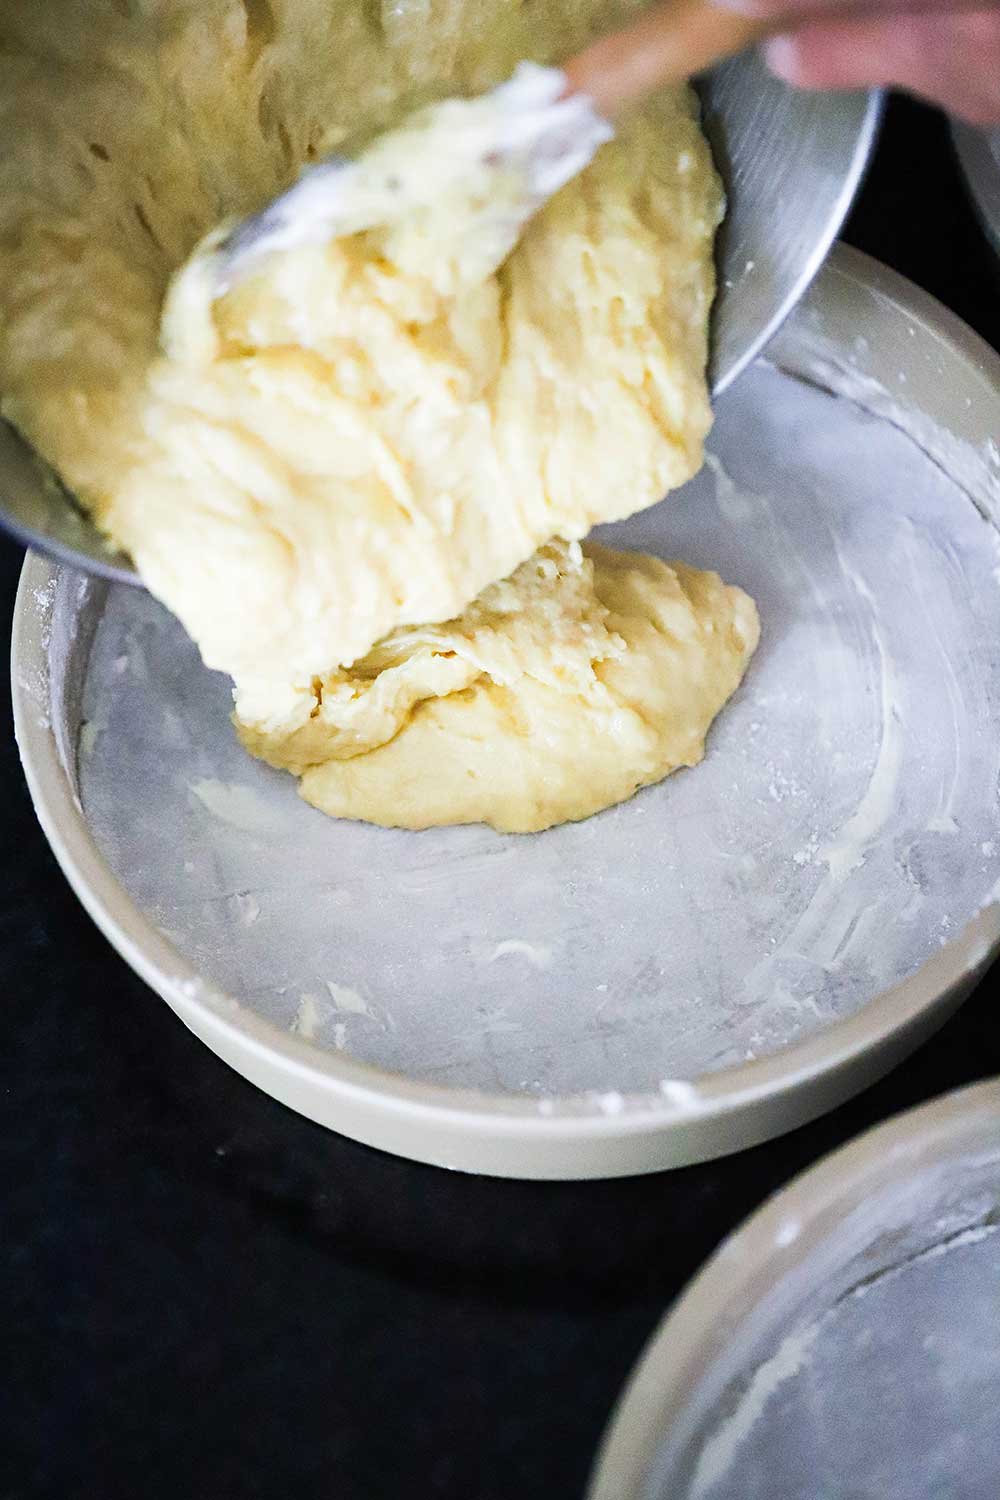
xmin=762 ymin=9 xmax=1000 ymax=125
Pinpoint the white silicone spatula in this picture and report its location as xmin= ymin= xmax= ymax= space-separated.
xmin=217 ymin=0 xmax=770 ymax=284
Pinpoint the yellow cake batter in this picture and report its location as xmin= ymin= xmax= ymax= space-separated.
xmin=0 ymin=0 xmax=757 ymax=832
xmin=238 ymin=539 xmax=759 ymax=832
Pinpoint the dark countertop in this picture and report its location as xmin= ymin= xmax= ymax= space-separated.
xmin=4 ymin=95 xmax=999 ymax=1500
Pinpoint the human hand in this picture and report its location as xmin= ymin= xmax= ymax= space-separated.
xmin=717 ymin=0 xmax=1000 ymax=124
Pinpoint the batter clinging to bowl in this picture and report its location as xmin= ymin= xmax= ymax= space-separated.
xmin=0 ymin=0 xmax=758 ymax=831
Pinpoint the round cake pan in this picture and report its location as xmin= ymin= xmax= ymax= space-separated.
xmin=12 ymin=244 xmax=1000 ymax=1179
xmin=588 ymin=1075 xmax=1000 ymax=1497
xmin=952 ymin=121 xmax=1000 ymax=259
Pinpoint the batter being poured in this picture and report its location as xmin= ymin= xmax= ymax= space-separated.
xmin=0 ymin=0 xmax=758 ymax=832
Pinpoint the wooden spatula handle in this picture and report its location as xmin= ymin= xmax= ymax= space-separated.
xmin=561 ymin=0 xmax=772 ymax=115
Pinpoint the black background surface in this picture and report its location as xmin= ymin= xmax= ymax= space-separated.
xmin=4 ymin=95 xmax=999 ymax=1500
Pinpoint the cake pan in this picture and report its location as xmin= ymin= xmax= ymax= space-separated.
xmin=12 ymin=245 xmax=1000 ymax=1178
xmin=952 ymin=121 xmax=1000 ymax=258
xmin=588 ymin=1076 xmax=1000 ymax=1498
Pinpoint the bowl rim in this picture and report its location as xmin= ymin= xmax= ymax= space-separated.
xmin=11 ymin=243 xmax=1000 ymax=1178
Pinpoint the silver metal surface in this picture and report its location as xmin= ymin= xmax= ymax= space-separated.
xmin=588 ymin=1077 xmax=1000 ymax=1498
xmin=952 ymin=120 xmax=1000 ymax=259
xmin=700 ymin=60 xmax=880 ymax=393
xmin=0 ymin=62 xmax=879 ymax=579
xmin=0 ymin=420 xmax=135 ymax=586
xmin=12 ymin=246 xmax=1000 ymax=1178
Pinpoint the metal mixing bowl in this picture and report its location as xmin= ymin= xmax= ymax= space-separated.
xmin=951 ymin=120 xmax=1000 ymax=259
xmin=0 ymin=58 xmax=879 ymax=582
